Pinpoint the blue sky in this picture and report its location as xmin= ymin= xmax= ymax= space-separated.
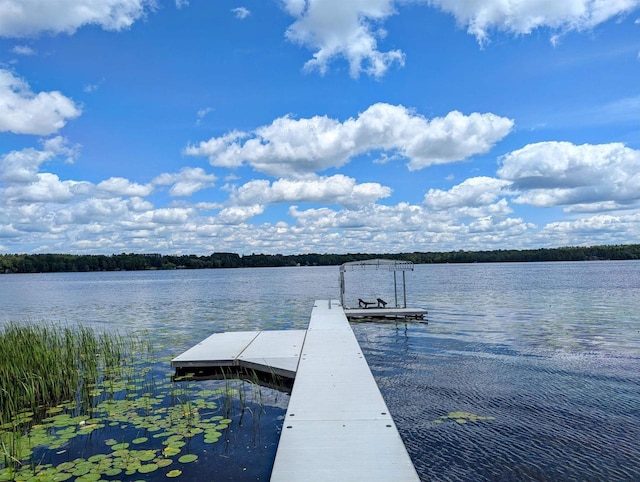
xmin=1 ymin=0 xmax=640 ymax=255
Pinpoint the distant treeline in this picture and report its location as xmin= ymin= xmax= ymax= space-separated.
xmin=1 ymin=244 xmax=639 ymax=274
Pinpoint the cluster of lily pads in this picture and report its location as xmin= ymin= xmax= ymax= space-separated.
xmin=434 ymin=411 xmax=496 ymax=425
xmin=0 ymin=323 xmax=254 ymax=481
xmin=1 ymin=367 xmax=243 ymax=480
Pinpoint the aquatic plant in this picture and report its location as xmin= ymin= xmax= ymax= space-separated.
xmin=0 ymin=322 xmax=145 ymax=472
xmin=0 ymin=322 xmax=136 ymax=422
xmin=0 ymin=323 xmax=275 ymax=480
xmin=434 ymin=411 xmax=496 ymax=425
xmin=0 ymin=374 xmax=245 ymax=480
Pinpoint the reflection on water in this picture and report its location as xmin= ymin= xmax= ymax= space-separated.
xmin=1 ymin=261 xmax=639 ymax=481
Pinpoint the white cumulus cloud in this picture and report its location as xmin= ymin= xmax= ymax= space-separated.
xmin=3 ymin=173 xmax=86 ymax=203
xmin=0 ymin=137 xmax=79 ymax=183
xmin=217 ymin=205 xmax=265 ymax=225
xmin=185 ymin=103 xmax=513 ymax=177
xmin=287 ymin=200 xmax=532 ymax=251
xmin=281 ymin=0 xmax=404 ymax=78
xmin=151 ymin=208 xmax=193 ymax=225
xmin=152 ymin=167 xmax=217 ymax=197
xmin=11 ymin=45 xmax=36 ymax=55
xmin=195 ymin=107 xmax=213 ymax=126
xmin=231 ymin=175 xmax=391 ymax=209
xmin=431 ymin=0 xmax=640 ymax=45
xmin=0 ymin=69 xmax=82 ymax=135
xmin=0 ymin=0 xmax=155 ymax=38
xmin=538 ymin=211 xmax=640 ymax=247
xmin=97 ymin=177 xmax=153 ymax=197
xmin=232 ymin=7 xmax=251 ymax=19
xmin=424 ymin=176 xmax=511 ymax=210
xmin=279 ymin=0 xmax=640 ymax=77
xmin=64 ymin=198 xmax=131 ymax=224
xmin=498 ymin=141 xmax=640 ymax=209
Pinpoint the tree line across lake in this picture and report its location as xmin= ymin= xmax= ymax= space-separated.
xmin=1 ymin=244 xmax=639 ymax=274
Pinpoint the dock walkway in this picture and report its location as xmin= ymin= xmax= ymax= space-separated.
xmin=171 ymin=300 xmax=419 ymax=481
xmin=270 ymin=300 xmax=419 ymax=481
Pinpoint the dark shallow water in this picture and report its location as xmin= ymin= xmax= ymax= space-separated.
xmin=31 ymin=380 xmax=288 ymax=481
xmin=1 ymin=261 xmax=639 ymax=480
xmin=355 ymin=322 xmax=639 ymax=481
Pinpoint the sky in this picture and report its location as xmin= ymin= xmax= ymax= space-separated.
xmin=1 ymin=0 xmax=640 ymax=256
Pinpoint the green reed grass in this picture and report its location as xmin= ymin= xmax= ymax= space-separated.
xmin=0 ymin=322 xmax=141 ymax=428
xmin=1 ymin=325 xmax=274 ymax=478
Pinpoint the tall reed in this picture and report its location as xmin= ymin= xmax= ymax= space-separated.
xmin=0 ymin=322 xmax=137 ymax=427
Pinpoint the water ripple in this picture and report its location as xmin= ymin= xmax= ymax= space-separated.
xmin=2 ymin=262 xmax=640 ymax=481
xmin=354 ymin=320 xmax=640 ymax=482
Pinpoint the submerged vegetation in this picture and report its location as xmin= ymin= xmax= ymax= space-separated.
xmin=434 ymin=411 xmax=496 ymax=425
xmin=1 ymin=243 xmax=640 ymax=273
xmin=0 ymin=323 xmax=278 ymax=481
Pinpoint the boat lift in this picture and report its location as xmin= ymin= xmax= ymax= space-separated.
xmin=339 ymin=259 xmax=427 ymax=320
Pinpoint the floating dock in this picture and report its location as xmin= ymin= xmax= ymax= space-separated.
xmin=172 ymin=329 xmax=306 ymax=379
xmin=344 ymin=306 xmax=427 ymax=321
xmin=171 ymin=300 xmax=419 ymax=481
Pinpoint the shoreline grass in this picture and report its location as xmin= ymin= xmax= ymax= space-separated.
xmin=1 ymin=322 xmax=149 ymax=473
xmin=0 ymin=322 xmax=139 ymax=428
xmin=0 ymin=322 xmax=279 ymax=480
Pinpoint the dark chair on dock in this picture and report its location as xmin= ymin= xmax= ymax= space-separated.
xmin=377 ymin=298 xmax=388 ymax=308
xmin=358 ymin=298 xmax=377 ymax=309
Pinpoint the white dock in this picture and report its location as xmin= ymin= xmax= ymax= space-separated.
xmin=171 ymin=329 xmax=306 ymax=379
xmin=171 ymin=300 xmax=419 ymax=481
xmin=270 ymin=300 xmax=419 ymax=481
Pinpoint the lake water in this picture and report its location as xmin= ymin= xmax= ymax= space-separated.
xmin=1 ymin=261 xmax=639 ymax=481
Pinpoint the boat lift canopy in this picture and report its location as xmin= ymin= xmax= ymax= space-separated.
xmin=339 ymin=259 xmax=415 ymax=309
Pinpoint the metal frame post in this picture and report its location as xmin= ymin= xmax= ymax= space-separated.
xmin=402 ymin=270 xmax=407 ymax=308
xmin=393 ymin=271 xmax=398 ymax=307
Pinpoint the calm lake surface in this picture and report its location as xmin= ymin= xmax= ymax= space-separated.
xmin=1 ymin=261 xmax=639 ymax=481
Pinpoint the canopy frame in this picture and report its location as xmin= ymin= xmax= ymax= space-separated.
xmin=339 ymin=259 xmax=415 ymax=309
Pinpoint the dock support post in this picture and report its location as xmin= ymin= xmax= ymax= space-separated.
xmin=394 ymin=271 xmax=398 ymax=307
xmin=402 ymin=270 xmax=407 ymax=308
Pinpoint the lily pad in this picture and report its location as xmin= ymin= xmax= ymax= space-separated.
xmin=56 ymin=462 xmax=76 ymax=471
xmin=163 ymin=440 xmax=185 ymax=448
xmin=138 ymin=463 xmax=159 ymax=474
xmin=435 ymin=411 xmax=496 ymax=424
xmin=0 ymin=470 xmax=14 ymax=481
xmin=166 ymin=469 xmax=182 ymax=478
xmin=75 ymin=473 xmax=101 ymax=481
xmin=163 ymin=446 xmax=181 ymax=457
xmin=138 ymin=450 xmax=158 ymax=462
xmin=155 ymin=458 xmax=173 ymax=468
xmin=52 ymin=473 xmax=73 ymax=481
xmin=88 ymin=453 xmax=107 ymax=463
xmin=178 ymin=454 xmax=198 ymax=464
xmin=71 ymin=466 xmax=91 ymax=477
